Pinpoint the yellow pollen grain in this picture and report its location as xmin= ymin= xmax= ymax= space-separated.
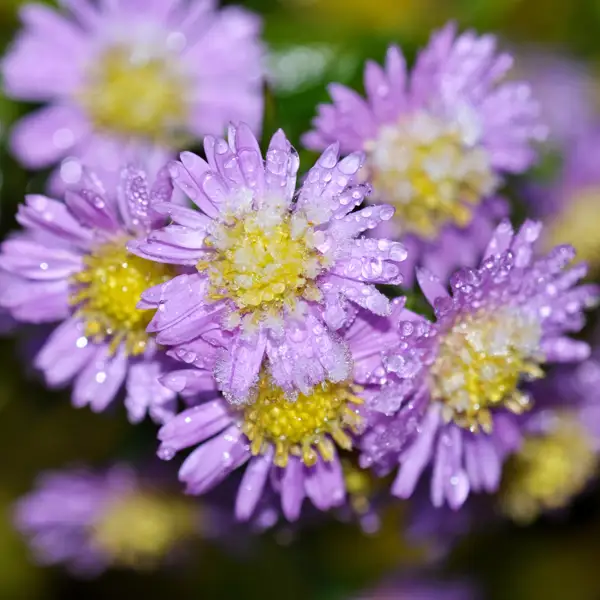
xmin=198 ymin=209 xmax=326 ymax=324
xmin=91 ymin=491 xmax=194 ymax=569
xmin=71 ymin=239 xmax=174 ymax=356
xmin=499 ymin=416 xmax=597 ymax=523
xmin=78 ymin=46 xmax=188 ymax=142
xmin=367 ymin=111 xmax=496 ymax=239
xmin=241 ymin=375 xmax=363 ymax=468
xmin=430 ymin=309 xmax=544 ymax=433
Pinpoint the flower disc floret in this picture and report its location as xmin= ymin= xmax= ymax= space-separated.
xmin=242 ymin=374 xmax=363 ymax=468
xmin=500 ymin=416 xmax=597 ymax=522
xmin=431 ymin=308 xmax=544 ymax=432
xmin=71 ymin=239 xmax=175 ymax=356
xmin=78 ymin=47 xmax=189 ymax=143
xmin=199 ymin=201 xmax=327 ymax=325
xmin=367 ymin=111 xmax=497 ymax=238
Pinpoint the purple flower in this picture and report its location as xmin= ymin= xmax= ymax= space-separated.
xmin=156 ymin=304 xmax=406 ymax=522
xmin=499 ymin=357 xmax=600 ymax=523
xmin=303 ymin=23 xmax=546 ymax=284
xmin=528 ymin=127 xmax=600 ymax=273
xmin=2 ymin=0 xmax=263 ymax=186
xmin=0 ymin=163 xmax=181 ymax=423
xmin=360 ymin=220 xmax=598 ymax=509
xmin=131 ymin=124 xmax=407 ymax=403
xmin=14 ymin=465 xmax=197 ymax=575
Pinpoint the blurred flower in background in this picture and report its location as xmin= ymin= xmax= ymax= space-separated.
xmin=14 ymin=464 xmax=199 ymax=575
xmin=1 ymin=0 xmax=264 ymax=188
xmin=304 ymin=23 xmax=546 ymax=285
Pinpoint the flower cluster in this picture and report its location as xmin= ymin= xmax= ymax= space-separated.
xmin=1 ymin=2 xmax=599 ymax=584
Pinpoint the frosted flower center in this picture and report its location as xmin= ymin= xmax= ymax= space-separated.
xmin=545 ymin=187 xmax=600 ymax=269
xmin=198 ymin=200 xmax=327 ymax=329
xmin=430 ymin=308 xmax=544 ymax=433
xmin=91 ymin=492 xmax=193 ymax=568
xmin=71 ymin=239 xmax=175 ymax=356
xmin=241 ymin=374 xmax=363 ymax=468
xmin=366 ymin=111 xmax=497 ymax=238
xmin=79 ymin=46 xmax=188 ymax=142
xmin=500 ymin=416 xmax=597 ymax=523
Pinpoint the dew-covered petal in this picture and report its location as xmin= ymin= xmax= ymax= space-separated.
xmin=392 ymin=404 xmax=441 ymax=499
xmin=180 ymin=426 xmax=249 ymax=495
xmin=71 ymin=345 xmax=128 ymax=413
xmin=16 ymin=195 xmax=93 ymax=248
xmin=35 ymin=317 xmax=96 ymax=387
xmin=158 ymin=401 xmax=232 ymax=455
xmin=124 ymin=359 xmax=177 ymax=425
xmin=235 ymin=447 xmax=274 ymax=521
xmin=215 ymin=329 xmax=266 ymax=404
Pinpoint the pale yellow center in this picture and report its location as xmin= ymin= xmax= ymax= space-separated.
xmin=500 ymin=416 xmax=597 ymax=523
xmin=242 ymin=375 xmax=363 ymax=468
xmin=366 ymin=111 xmax=497 ymax=238
xmin=198 ymin=203 xmax=326 ymax=329
xmin=430 ymin=308 xmax=544 ymax=433
xmin=71 ymin=239 xmax=175 ymax=356
xmin=91 ymin=492 xmax=194 ymax=568
xmin=79 ymin=46 xmax=188 ymax=142
xmin=544 ymin=186 xmax=600 ymax=270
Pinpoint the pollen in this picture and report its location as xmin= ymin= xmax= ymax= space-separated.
xmin=544 ymin=187 xmax=600 ymax=271
xmin=70 ymin=239 xmax=175 ymax=356
xmin=198 ymin=201 xmax=327 ymax=327
xmin=78 ymin=46 xmax=188 ymax=143
xmin=241 ymin=374 xmax=364 ymax=468
xmin=91 ymin=491 xmax=194 ymax=568
xmin=499 ymin=416 xmax=597 ymax=523
xmin=366 ymin=111 xmax=497 ymax=239
xmin=430 ymin=308 xmax=544 ymax=433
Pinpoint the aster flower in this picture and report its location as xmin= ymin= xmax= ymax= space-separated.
xmin=14 ymin=465 xmax=197 ymax=575
xmin=360 ymin=220 xmax=597 ymax=509
xmin=2 ymin=0 xmax=263 ymax=185
xmin=156 ymin=303 xmax=406 ymax=522
xmin=303 ymin=22 xmax=546 ymax=284
xmin=528 ymin=128 xmax=600 ymax=273
xmin=0 ymin=163 xmax=180 ymax=423
xmin=499 ymin=357 xmax=600 ymax=523
xmin=131 ymin=124 xmax=407 ymax=403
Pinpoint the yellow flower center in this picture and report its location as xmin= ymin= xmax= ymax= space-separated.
xmin=544 ymin=187 xmax=600 ymax=271
xmin=366 ymin=111 xmax=497 ymax=239
xmin=241 ymin=375 xmax=363 ymax=468
xmin=91 ymin=491 xmax=194 ymax=568
xmin=500 ymin=416 xmax=597 ymax=523
xmin=71 ymin=239 xmax=175 ymax=356
xmin=78 ymin=46 xmax=189 ymax=143
xmin=430 ymin=308 xmax=544 ymax=433
xmin=198 ymin=202 xmax=327 ymax=329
